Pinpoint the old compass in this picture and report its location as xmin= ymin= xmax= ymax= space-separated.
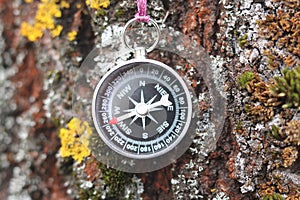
xmin=74 ymin=0 xmax=226 ymax=172
xmin=90 ymin=0 xmax=199 ymax=172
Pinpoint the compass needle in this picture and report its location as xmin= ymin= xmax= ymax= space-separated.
xmin=110 ymin=111 xmax=136 ymax=124
xmin=161 ymin=94 xmax=172 ymax=106
xmin=109 ymin=117 xmax=118 ymax=125
xmin=147 ymin=94 xmax=173 ymax=111
xmin=123 ymin=108 xmax=136 ymax=113
xmin=149 ymin=107 xmax=164 ymax=112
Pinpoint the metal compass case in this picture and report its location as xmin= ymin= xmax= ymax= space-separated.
xmin=73 ymin=3 xmax=225 ymax=173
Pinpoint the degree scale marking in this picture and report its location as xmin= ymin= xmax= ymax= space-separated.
xmin=93 ymin=61 xmax=192 ymax=159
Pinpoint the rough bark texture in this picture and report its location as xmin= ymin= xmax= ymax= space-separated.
xmin=1 ymin=0 xmax=299 ymax=200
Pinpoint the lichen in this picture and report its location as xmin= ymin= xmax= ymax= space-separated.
xmin=258 ymin=174 xmax=289 ymax=200
xmin=267 ymin=120 xmax=300 ymax=168
xmin=284 ymin=120 xmax=300 ymax=145
xmin=67 ymin=30 xmax=78 ymax=42
xmin=71 ymin=156 xmax=142 ymax=200
xmin=239 ymin=66 xmax=300 ymax=110
xmin=20 ymin=0 xmax=70 ymax=41
xmin=244 ymin=104 xmax=274 ymax=123
xmin=20 ymin=22 xmax=43 ymax=42
xmin=282 ymin=146 xmax=298 ymax=168
xmin=59 ymin=118 xmax=92 ymax=163
xmin=51 ymin=25 xmax=63 ymax=38
xmin=9 ymin=0 xmax=300 ymax=199
xmin=286 ymin=193 xmax=300 ymax=200
xmin=258 ymin=4 xmax=300 ymax=69
xmin=239 ymin=74 xmax=278 ymax=107
xmin=85 ymin=0 xmax=110 ymax=10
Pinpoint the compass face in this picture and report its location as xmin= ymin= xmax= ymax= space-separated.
xmin=92 ymin=59 xmax=194 ymax=159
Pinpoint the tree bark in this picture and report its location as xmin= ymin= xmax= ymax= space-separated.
xmin=1 ymin=0 xmax=299 ymax=199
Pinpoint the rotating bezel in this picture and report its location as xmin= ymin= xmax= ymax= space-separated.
xmin=92 ymin=58 xmax=197 ymax=160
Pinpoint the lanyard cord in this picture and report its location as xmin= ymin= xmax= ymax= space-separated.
xmin=122 ymin=0 xmax=160 ymax=52
xmin=135 ymin=0 xmax=150 ymax=22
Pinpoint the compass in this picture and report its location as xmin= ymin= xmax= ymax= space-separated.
xmin=92 ymin=49 xmax=197 ymax=160
xmin=86 ymin=16 xmax=201 ymax=172
xmin=74 ymin=16 xmax=226 ymax=172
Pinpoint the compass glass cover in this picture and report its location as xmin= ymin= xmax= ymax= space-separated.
xmin=92 ymin=59 xmax=195 ymax=160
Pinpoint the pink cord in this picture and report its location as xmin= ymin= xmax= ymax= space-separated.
xmin=135 ymin=0 xmax=150 ymax=22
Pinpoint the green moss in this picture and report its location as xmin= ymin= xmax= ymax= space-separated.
xmin=98 ymin=164 xmax=132 ymax=199
xmin=47 ymin=70 xmax=62 ymax=85
xmin=77 ymin=161 xmax=132 ymax=200
xmin=115 ymin=9 xmax=126 ymax=18
xmin=235 ymin=121 xmax=243 ymax=130
xmin=237 ymin=71 xmax=256 ymax=88
xmin=238 ymin=34 xmax=248 ymax=48
xmin=54 ymin=71 xmax=62 ymax=84
xmin=260 ymin=193 xmax=284 ymax=200
xmin=270 ymin=66 xmax=300 ymax=110
xmin=50 ymin=116 xmax=61 ymax=127
xmin=78 ymin=187 xmax=102 ymax=200
xmin=96 ymin=8 xmax=108 ymax=16
xmin=267 ymin=125 xmax=285 ymax=140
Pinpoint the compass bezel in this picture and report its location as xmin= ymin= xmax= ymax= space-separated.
xmin=92 ymin=58 xmax=197 ymax=160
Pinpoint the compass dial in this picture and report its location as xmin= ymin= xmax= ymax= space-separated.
xmin=92 ymin=59 xmax=194 ymax=159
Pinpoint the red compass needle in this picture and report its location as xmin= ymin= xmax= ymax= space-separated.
xmin=109 ymin=117 xmax=118 ymax=125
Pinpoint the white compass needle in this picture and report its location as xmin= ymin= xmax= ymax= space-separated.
xmin=109 ymin=93 xmax=172 ymax=125
xmin=147 ymin=94 xmax=172 ymax=110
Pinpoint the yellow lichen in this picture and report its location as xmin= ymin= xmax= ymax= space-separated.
xmin=60 ymin=0 xmax=70 ymax=8
xmin=20 ymin=22 xmax=43 ymax=42
xmin=67 ymin=30 xmax=77 ymax=41
xmin=51 ymin=24 xmax=63 ymax=38
xmin=76 ymin=3 xmax=82 ymax=9
xmin=85 ymin=0 xmax=110 ymax=9
xmin=25 ymin=0 xmax=33 ymax=3
xmin=59 ymin=118 xmax=92 ymax=163
xmin=20 ymin=0 xmax=68 ymax=41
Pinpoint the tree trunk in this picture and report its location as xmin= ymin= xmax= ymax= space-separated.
xmin=1 ymin=0 xmax=299 ymax=199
